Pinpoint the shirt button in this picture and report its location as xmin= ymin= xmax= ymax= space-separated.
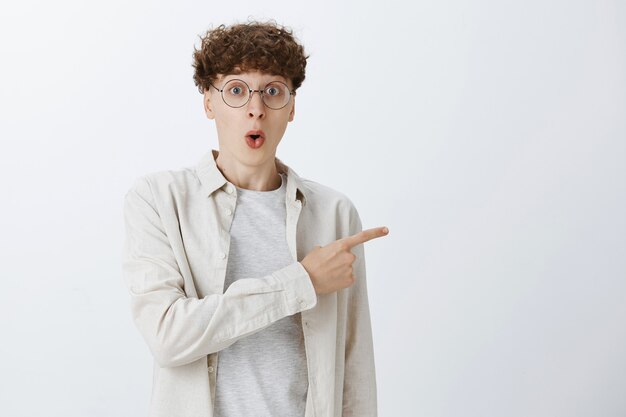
xmin=225 ymin=208 xmax=232 ymax=216
xmin=299 ymin=299 xmax=306 ymax=307
xmin=226 ymin=185 xmax=234 ymax=194
xmin=219 ymin=252 xmax=226 ymax=259
xmin=208 ymin=366 xmax=214 ymax=373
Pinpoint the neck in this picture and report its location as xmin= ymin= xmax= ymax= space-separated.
xmin=214 ymin=149 xmax=283 ymax=191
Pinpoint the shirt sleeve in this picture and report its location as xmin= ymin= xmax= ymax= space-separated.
xmin=342 ymin=203 xmax=378 ymax=417
xmin=121 ymin=176 xmax=318 ymax=368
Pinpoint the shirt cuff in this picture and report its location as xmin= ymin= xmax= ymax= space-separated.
xmin=274 ymin=261 xmax=318 ymax=314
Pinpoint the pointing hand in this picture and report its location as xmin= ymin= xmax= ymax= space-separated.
xmin=300 ymin=227 xmax=389 ymax=295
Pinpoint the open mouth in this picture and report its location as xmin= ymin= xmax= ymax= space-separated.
xmin=245 ymin=131 xmax=266 ymax=149
xmin=245 ymin=129 xmax=265 ymax=140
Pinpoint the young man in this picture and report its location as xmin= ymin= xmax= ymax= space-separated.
xmin=122 ymin=20 xmax=388 ymax=417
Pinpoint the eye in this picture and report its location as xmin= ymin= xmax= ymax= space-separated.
xmin=230 ymin=86 xmax=244 ymax=95
xmin=224 ymin=80 xmax=248 ymax=96
xmin=265 ymin=83 xmax=285 ymax=97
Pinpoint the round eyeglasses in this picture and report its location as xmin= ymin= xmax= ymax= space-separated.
xmin=208 ymin=79 xmax=295 ymax=110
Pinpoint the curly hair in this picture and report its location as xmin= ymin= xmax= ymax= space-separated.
xmin=192 ymin=20 xmax=309 ymax=95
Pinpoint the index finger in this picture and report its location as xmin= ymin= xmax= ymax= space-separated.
xmin=340 ymin=226 xmax=389 ymax=248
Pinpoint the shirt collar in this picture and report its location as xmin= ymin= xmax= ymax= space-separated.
xmin=195 ymin=149 xmax=308 ymax=206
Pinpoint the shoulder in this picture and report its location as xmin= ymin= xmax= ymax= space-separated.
xmin=300 ymin=177 xmax=356 ymax=208
xmin=296 ymin=176 xmax=362 ymax=231
xmin=124 ymin=163 xmax=202 ymax=211
xmin=125 ymin=165 xmax=200 ymax=196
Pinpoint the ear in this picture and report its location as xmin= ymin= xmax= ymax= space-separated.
xmin=287 ymin=97 xmax=295 ymax=122
xmin=204 ymin=89 xmax=215 ymax=120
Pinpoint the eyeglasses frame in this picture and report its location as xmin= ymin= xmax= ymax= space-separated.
xmin=208 ymin=78 xmax=296 ymax=110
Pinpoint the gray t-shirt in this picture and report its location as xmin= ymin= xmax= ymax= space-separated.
xmin=213 ymin=172 xmax=308 ymax=417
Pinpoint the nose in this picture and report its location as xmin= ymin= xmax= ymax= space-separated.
xmin=247 ymin=89 xmax=265 ymax=119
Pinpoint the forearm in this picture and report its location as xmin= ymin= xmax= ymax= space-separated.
xmin=125 ymin=260 xmax=317 ymax=368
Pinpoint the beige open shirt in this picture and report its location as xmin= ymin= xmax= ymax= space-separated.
xmin=122 ymin=149 xmax=377 ymax=417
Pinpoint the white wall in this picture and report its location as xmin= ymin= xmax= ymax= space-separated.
xmin=1 ymin=0 xmax=624 ymax=416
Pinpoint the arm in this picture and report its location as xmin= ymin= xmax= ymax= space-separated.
xmin=122 ymin=176 xmax=317 ymax=368
xmin=342 ymin=204 xmax=378 ymax=417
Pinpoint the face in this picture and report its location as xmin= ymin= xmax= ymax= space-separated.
xmin=203 ymin=69 xmax=296 ymax=167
